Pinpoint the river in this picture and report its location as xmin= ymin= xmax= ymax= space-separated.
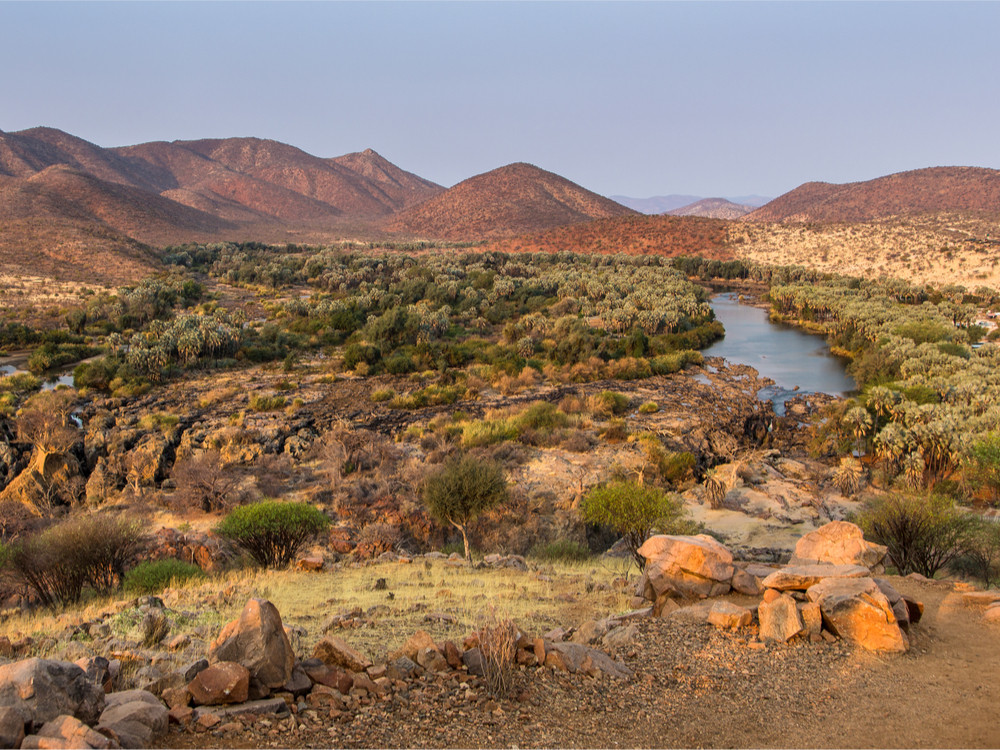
xmin=703 ymin=292 xmax=856 ymax=415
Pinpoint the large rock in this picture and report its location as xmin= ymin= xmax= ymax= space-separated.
xmin=187 ymin=662 xmax=250 ymax=706
xmin=707 ymin=601 xmax=753 ymax=630
xmin=209 ymin=599 xmax=293 ymax=690
xmin=637 ymin=534 xmax=735 ymax=599
xmin=0 ymin=658 xmax=105 ymax=728
xmin=21 ymin=715 xmax=113 ymax=749
xmin=791 ymin=521 xmax=887 ymax=571
xmin=758 ymin=592 xmax=804 ymax=642
xmin=543 ymin=642 xmax=631 ymax=679
xmin=0 ymin=705 xmax=27 ymax=750
xmin=313 ymin=637 xmax=372 ymax=673
xmin=97 ymin=693 xmax=168 ymax=749
xmin=807 ymin=577 xmax=908 ymax=652
xmin=761 ymin=563 xmax=871 ymax=592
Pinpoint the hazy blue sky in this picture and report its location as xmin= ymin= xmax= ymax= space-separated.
xmin=2 ymin=1 xmax=998 ymax=198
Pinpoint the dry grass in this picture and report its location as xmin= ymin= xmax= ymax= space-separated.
xmin=0 ymin=557 xmax=633 ymax=665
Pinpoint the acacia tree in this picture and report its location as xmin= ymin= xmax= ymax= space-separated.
xmin=422 ymin=455 xmax=508 ymax=564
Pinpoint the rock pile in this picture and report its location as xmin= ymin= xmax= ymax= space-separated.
xmin=636 ymin=521 xmax=920 ymax=653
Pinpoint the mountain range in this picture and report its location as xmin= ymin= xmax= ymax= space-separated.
xmin=3 ymin=125 xmax=1000 ymax=285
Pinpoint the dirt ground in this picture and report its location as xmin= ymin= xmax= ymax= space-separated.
xmin=158 ymin=576 xmax=1000 ymax=749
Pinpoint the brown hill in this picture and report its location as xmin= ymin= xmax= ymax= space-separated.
xmin=668 ymin=198 xmax=754 ymax=220
xmin=329 ymin=149 xmax=443 ymax=210
xmin=747 ymin=166 xmax=1000 ymax=223
xmin=389 ymin=163 xmax=637 ymax=240
xmin=490 ymin=213 xmax=733 ymax=259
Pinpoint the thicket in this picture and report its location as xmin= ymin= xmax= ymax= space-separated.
xmin=123 ymin=559 xmax=207 ymax=594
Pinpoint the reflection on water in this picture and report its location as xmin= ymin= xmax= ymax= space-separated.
xmin=704 ymin=293 xmax=856 ymax=414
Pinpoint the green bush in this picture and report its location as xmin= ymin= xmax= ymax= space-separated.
xmin=462 ymin=419 xmax=518 ymax=448
xmin=956 ymin=518 xmax=1000 ymax=588
xmin=855 ymin=493 xmax=973 ymax=577
xmin=123 ymin=559 xmax=207 ymax=594
xmin=515 ymin=401 xmax=569 ymax=432
xmin=638 ymin=401 xmax=659 ymax=414
xmin=216 ymin=501 xmax=330 ymax=568
xmin=249 ymin=394 xmax=287 ymax=411
xmin=592 ymin=391 xmax=630 ymax=416
xmin=581 ymin=481 xmax=692 ymax=565
xmin=529 ymin=539 xmax=592 ymax=562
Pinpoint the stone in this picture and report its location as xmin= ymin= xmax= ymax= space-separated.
xmin=984 ymin=604 xmax=1000 ymax=624
xmin=74 ymin=657 xmax=112 ymax=694
xmin=637 ymin=534 xmax=735 ymax=599
xmin=758 ymin=593 xmax=804 ymax=643
xmin=797 ymin=601 xmax=823 ymax=636
xmin=707 ymin=601 xmax=753 ymax=630
xmin=167 ymin=706 xmax=193 ymax=725
xmin=179 ymin=659 xmax=209 ymax=683
xmin=0 ymin=658 xmax=105 ymax=728
xmin=415 ymin=647 xmax=448 ymax=673
xmin=443 ymin=641 xmax=463 ymax=671
xmin=544 ymin=642 xmax=631 ymax=679
xmin=602 ymin=623 xmax=639 ymax=652
xmin=731 ymin=569 xmax=763 ymax=596
xmin=282 ymin=666 xmax=312 ymax=697
xmin=102 ymin=691 xmax=161 ymax=711
xmin=0 ymin=705 xmax=27 ymax=750
xmin=461 ymin=648 xmax=484 ymax=677
xmin=653 ymin=594 xmax=680 ymax=618
xmin=209 ymin=599 xmax=294 ymax=690
xmin=160 ymin=686 xmax=191 ymax=710
xmin=98 ymin=698 xmax=169 ymax=749
xmin=762 ymin=588 xmax=781 ymax=603
xmin=296 ymin=555 xmax=324 ymax=571
xmin=29 ymin=715 xmax=111 ymax=749
xmin=314 ymin=637 xmax=372 ymax=673
xmin=392 ymin=630 xmax=437 ymax=662
xmin=570 ymin=619 xmax=609 ymax=645
xmin=192 ymin=698 xmax=289 ymax=720
xmin=807 ymin=577 xmax=908 ymax=652
xmin=187 ymin=662 xmax=250 ymax=706
xmin=301 ymin=660 xmax=352 ymax=693
xmin=760 ymin=564 xmax=871 ymax=592
xmin=791 ymin=520 xmax=887 ymax=571
xmin=903 ymin=595 xmax=924 ymax=624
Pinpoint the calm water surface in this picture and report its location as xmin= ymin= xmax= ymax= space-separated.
xmin=703 ymin=292 xmax=856 ymax=414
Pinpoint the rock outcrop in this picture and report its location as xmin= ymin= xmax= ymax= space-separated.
xmin=790 ymin=521 xmax=887 ymax=571
xmin=637 ymin=534 xmax=736 ymax=599
xmin=806 ymin=577 xmax=909 ymax=653
xmin=209 ymin=599 xmax=294 ymax=691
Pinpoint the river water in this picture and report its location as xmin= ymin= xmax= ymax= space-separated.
xmin=703 ymin=292 xmax=856 ymax=415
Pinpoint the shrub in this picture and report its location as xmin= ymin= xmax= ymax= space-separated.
xmin=216 ymin=501 xmax=330 ymax=569
xmin=581 ymin=481 xmax=690 ymax=566
xmin=249 ymin=394 xmax=287 ymax=412
xmin=477 ymin=609 xmax=519 ymax=699
xmin=529 ymin=539 xmax=592 ymax=562
xmin=5 ymin=514 xmax=147 ymax=607
xmin=170 ymin=450 xmax=246 ymax=513
xmin=589 ymin=391 xmax=630 ymax=417
xmin=967 ymin=434 xmax=1000 ymax=505
xmin=855 ymin=493 xmax=973 ymax=577
xmin=514 ymin=401 xmax=569 ymax=432
xmin=461 ymin=419 xmax=518 ymax=448
xmin=638 ymin=401 xmax=659 ymax=414
xmin=957 ymin=518 xmax=1000 ymax=588
xmin=123 ymin=559 xmax=206 ymax=594
xmin=423 ymin=455 xmax=509 ymax=563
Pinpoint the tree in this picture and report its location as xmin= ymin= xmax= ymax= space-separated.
xmin=960 ymin=519 xmax=1000 ymax=588
xmin=216 ymin=501 xmax=330 ymax=568
xmin=16 ymin=390 xmax=79 ymax=455
xmin=580 ymin=481 xmax=691 ymax=566
xmin=422 ymin=455 xmax=509 ymax=564
xmin=967 ymin=434 xmax=1000 ymax=505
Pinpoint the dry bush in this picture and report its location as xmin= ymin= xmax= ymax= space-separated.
xmin=170 ymin=450 xmax=247 ymax=512
xmin=833 ymin=457 xmax=865 ymax=497
xmin=16 ymin=390 xmax=79 ymax=454
xmin=477 ymin=609 xmax=519 ymax=699
xmin=253 ymin=453 xmax=294 ymax=498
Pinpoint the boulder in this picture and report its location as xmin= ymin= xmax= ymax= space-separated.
xmin=761 ymin=563 xmax=871 ymax=592
xmin=21 ymin=715 xmax=113 ymax=750
xmin=97 ymin=695 xmax=168 ymax=749
xmin=187 ymin=662 xmax=250 ymax=706
xmin=791 ymin=521 xmax=887 ymax=571
xmin=758 ymin=593 xmax=804 ymax=642
xmin=637 ymin=534 xmax=735 ymax=599
xmin=569 ymin=619 xmax=610 ymax=645
xmin=543 ymin=642 xmax=632 ymax=679
xmin=797 ymin=601 xmax=823 ymax=637
xmin=0 ymin=658 xmax=105 ymax=728
xmin=313 ymin=636 xmax=372 ymax=673
xmin=602 ymin=623 xmax=639 ymax=652
xmin=209 ymin=599 xmax=294 ymax=691
xmin=731 ymin=569 xmax=763 ymax=596
xmin=391 ymin=630 xmax=437 ymax=662
xmin=984 ymin=604 xmax=1000 ymax=624
xmin=0 ymin=705 xmax=27 ymax=750
xmin=415 ymin=647 xmax=448 ymax=673
xmin=707 ymin=601 xmax=753 ymax=630
xmin=807 ymin=577 xmax=908 ymax=652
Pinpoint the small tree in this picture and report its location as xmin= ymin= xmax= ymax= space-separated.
xmin=581 ymin=480 xmax=691 ymax=566
xmin=16 ymin=390 xmax=79 ymax=456
xmin=959 ymin=519 xmax=1000 ymax=588
xmin=170 ymin=450 xmax=245 ymax=512
xmin=967 ymin=434 xmax=1000 ymax=505
xmin=856 ymin=493 xmax=973 ymax=577
xmin=216 ymin=501 xmax=330 ymax=568
xmin=422 ymin=455 xmax=509 ymax=564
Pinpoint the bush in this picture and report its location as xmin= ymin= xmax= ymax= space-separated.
xmin=957 ymin=519 xmax=1000 ymax=588
xmin=967 ymin=434 xmax=1000 ymax=505
xmin=461 ymin=419 xmax=518 ymax=448
xmin=638 ymin=401 xmax=659 ymax=414
xmin=529 ymin=539 xmax=592 ymax=562
xmin=581 ymin=481 xmax=691 ymax=566
xmin=855 ymin=493 xmax=973 ymax=577
xmin=216 ymin=501 xmax=330 ymax=568
xmin=423 ymin=455 xmax=509 ymax=562
xmin=123 ymin=559 xmax=207 ymax=594
xmin=5 ymin=514 xmax=147 ymax=607
xmin=589 ymin=391 xmax=630 ymax=417
xmin=249 ymin=394 xmax=287 ymax=411
xmin=514 ymin=401 xmax=569 ymax=432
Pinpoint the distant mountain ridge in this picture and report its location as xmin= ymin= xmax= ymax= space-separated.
xmin=667 ymin=198 xmax=755 ymax=220
xmin=746 ymin=167 xmax=1000 ymax=223
xmin=612 ymin=194 xmax=771 ymax=214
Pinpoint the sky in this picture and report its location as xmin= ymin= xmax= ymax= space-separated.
xmin=2 ymin=1 xmax=999 ymax=199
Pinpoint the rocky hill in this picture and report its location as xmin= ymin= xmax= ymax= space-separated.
xmin=747 ymin=166 xmax=1000 ymax=223
xmin=388 ymin=163 xmax=637 ymax=240
xmin=668 ymin=198 xmax=754 ymax=220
